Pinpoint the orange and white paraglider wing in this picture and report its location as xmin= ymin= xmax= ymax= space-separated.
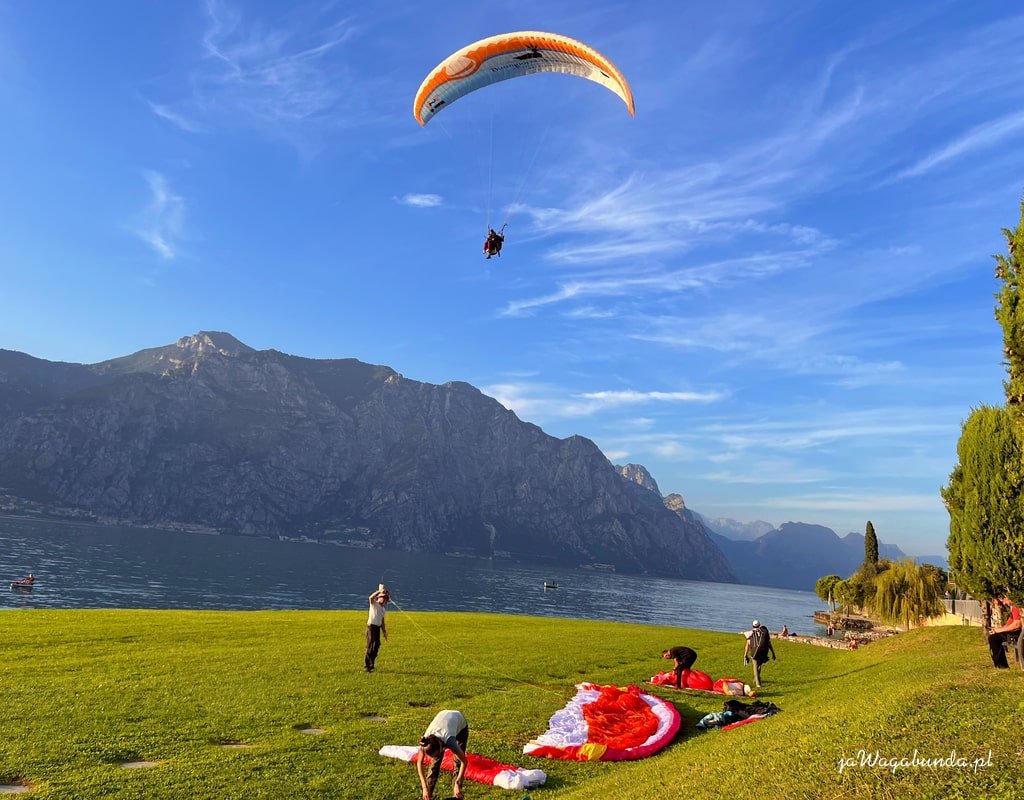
xmin=413 ymin=31 xmax=634 ymax=125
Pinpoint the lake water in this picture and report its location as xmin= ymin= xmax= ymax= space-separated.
xmin=0 ymin=516 xmax=827 ymax=635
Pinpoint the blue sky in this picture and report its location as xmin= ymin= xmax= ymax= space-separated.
xmin=2 ymin=1 xmax=1023 ymax=556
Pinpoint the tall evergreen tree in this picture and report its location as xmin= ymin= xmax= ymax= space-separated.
xmin=942 ymin=405 xmax=1024 ymax=604
xmin=943 ymin=198 xmax=1024 ymax=604
xmin=864 ymin=520 xmax=879 ymax=568
xmin=995 ymin=198 xmax=1024 ymax=420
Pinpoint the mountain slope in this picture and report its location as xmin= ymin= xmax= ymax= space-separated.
xmin=0 ymin=332 xmax=734 ymax=581
xmin=708 ymin=522 xmax=911 ymax=590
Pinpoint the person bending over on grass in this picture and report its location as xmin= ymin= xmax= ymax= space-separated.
xmin=662 ymin=646 xmax=698 ymax=688
xmin=417 ymin=709 xmax=469 ymax=800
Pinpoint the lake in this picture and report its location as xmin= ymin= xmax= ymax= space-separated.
xmin=0 ymin=515 xmax=828 ymax=635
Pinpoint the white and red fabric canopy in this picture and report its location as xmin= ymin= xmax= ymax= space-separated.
xmin=523 ymin=683 xmax=680 ymax=762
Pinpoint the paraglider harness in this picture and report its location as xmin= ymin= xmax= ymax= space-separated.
xmin=484 ymin=224 xmax=506 ymax=259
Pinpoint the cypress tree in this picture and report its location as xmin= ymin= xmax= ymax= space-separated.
xmin=864 ymin=521 xmax=879 ymax=568
xmin=943 ymin=197 xmax=1024 ymax=604
xmin=995 ymin=198 xmax=1024 ymax=420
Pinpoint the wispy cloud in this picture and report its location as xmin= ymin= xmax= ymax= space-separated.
xmin=134 ymin=172 xmax=184 ymax=260
xmin=579 ymin=389 xmax=723 ymax=405
xmin=755 ymin=492 xmax=941 ymax=513
xmin=145 ymin=0 xmax=371 ymax=150
xmin=148 ymin=102 xmax=207 ymax=134
xmin=565 ymin=306 xmax=618 ymax=319
xmin=893 ymin=110 xmax=1024 ymax=181
xmin=200 ymin=0 xmax=359 ymax=126
xmin=706 ymin=465 xmax=829 ymax=485
xmin=698 ymin=411 xmax=952 ymax=454
xmin=499 ymin=248 xmax=823 ymax=318
xmin=481 ymin=381 xmax=722 ymax=422
xmin=396 ymin=193 xmax=443 ymax=208
xmin=652 ymin=441 xmax=697 ymax=458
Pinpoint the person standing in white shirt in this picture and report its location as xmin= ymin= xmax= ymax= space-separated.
xmin=364 ymin=584 xmax=389 ymax=672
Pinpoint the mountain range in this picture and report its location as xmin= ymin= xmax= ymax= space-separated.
xmin=0 ymin=332 xmax=948 ymax=590
xmin=619 ymin=464 xmax=948 ymax=590
xmin=704 ymin=522 xmax=906 ymax=591
xmin=0 ymin=332 xmax=734 ymax=581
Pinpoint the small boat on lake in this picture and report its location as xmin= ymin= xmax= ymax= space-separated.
xmin=543 ymin=581 xmax=558 ymax=590
xmin=10 ymin=582 xmax=34 ymax=591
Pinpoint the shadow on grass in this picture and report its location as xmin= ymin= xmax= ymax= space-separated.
xmin=779 ymin=663 xmax=881 ymax=690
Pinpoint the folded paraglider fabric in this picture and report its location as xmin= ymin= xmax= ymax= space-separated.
xmin=378 ymin=745 xmax=546 ymax=790
xmin=523 ymin=683 xmax=680 ymax=761
xmin=648 ymin=670 xmax=755 ymax=697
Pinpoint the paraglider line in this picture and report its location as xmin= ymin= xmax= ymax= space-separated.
xmin=485 ymin=112 xmax=495 ymax=232
xmin=503 ymin=124 xmax=550 ymax=228
xmin=388 ymin=596 xmax=564 ymax=699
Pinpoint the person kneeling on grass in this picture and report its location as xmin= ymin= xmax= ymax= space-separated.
xmin=417 ymin=709 xmax=469 ymax=800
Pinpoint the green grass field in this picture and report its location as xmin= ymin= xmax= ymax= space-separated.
xmin=0 ymin=609 xmax=1019 ymax=799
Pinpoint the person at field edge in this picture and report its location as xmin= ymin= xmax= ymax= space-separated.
xmin=662 ymin=646 xmax=698 ymax=689
xmin=743 ymin=619 xmax=776 ymax=687
xmin=985 ymin=596 xmax=1021 ymax=668
xmin=417 ymin=709 xmax=469 ymax=800
xmin=364 ymin=584 xmax=389 ymax=672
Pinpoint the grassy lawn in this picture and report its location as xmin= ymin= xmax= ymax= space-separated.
xmin=0 ymin=609 xmax=1018 ymax=799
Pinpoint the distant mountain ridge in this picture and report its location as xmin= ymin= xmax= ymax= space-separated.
xmin=0 ymin=332 xmax=734 ymax=581
xmin=707 ymin=522 xmax=912 ymax=591
xmin=695 ymin=514 xmax=774 ymax=541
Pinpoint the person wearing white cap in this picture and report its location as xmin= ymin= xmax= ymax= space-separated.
xmin=742 ymin=619 xmax=776 ymax=687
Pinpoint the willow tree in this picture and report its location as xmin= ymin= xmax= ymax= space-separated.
xmin=871 ymin=559 xmax=944 ymax=630
xmin=816 ymin=574 xmax=841 ymax=612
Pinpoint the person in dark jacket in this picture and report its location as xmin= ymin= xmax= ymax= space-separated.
xmin=743 ymin=619 xmax=776 ymax=687
xmin=483 ymin=228 xmax=504 ymax=258
xmin=662 ymin=646 xmax=698 ymax=688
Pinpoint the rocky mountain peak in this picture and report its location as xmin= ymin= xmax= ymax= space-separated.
xmin=663 ymin=493 xmax=686 ymax=512
xmin=176 ymin=331 xmax=254 ymax=358
xmin=616 ymin=463 xmax=661 ymax=495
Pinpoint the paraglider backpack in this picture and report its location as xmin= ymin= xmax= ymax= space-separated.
xmin=750 ymin=626 xmax=769 ymax=656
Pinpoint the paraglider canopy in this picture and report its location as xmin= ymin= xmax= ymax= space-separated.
xmin=413 ymin=31 xmax=635 ymax=126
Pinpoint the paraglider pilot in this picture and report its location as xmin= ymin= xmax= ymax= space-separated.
xmin=484 ymin=227 xmax=504 ymax=259
xmin=417 ymin=709 xmax=469 ymax=800
xmin=662 ymin=646 xmax=698 ymax=689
